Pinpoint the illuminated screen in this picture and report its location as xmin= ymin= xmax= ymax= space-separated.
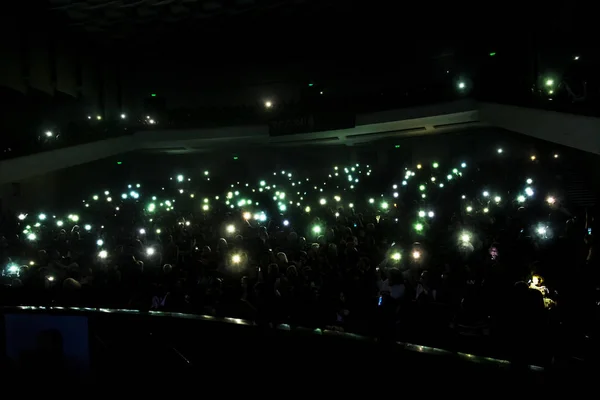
xmin=4 ymin=314 xmax=90 ymax=374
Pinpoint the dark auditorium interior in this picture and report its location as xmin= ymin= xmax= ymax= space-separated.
xmin=1 ymin=0 xmax=600 ymax=388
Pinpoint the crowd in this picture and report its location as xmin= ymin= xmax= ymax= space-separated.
xmin=0 ymin=146 xmax=597 ymax=364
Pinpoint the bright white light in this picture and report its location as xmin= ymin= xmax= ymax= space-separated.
xmin=494 ymin=196 xmax=501 ymax=203
xmin=483 ymin=191 xmax=489 ymax=197
xmin=428 ymin=211 xmax=434 ymax=218
xmin=458 ymin=82 xmax=466 ymax=89
xmin=517 ymin=195 xmax=526 ymax=203
xmin=418 ymin=210 xmax=426 ymax=217
xmin=283 ymin=220 xmax=289 ymax=226
xmin=148 ymin=119 xmax=156 ymax=124
xmin=98 ymin=250 xmax=108 ymax=259
xmin=146 ymin=247 xmax=155 ymax=256
xmin=320 ymin=198 xmax=327 ymax=205
xmin=27 ymin=233 xmax=36 ymax=241
xmin=497 ymin=148 xmax=503 ymax=153
xmin=526 ymin=178 xmax=533 ymax=184
xmin=226 ymin=225 xmax=235 ymax=234
xmin=525 ymin=187 xmax=534 ymax=197
xmin=121 ymin=113 xmax=126 ymax=119
xmin=45 ymin=131 xmax=53 ymax=137
xmin=18 ymin=213 xmax=26 ymax=220
xmin=232 ymin=254 xmax=242 ymax=264
xmin=84 ymin=224 xmax=92 ymax=231
xmin=461 ymin=162 xmax=467 ymax=168
xmin=177 ymin=175 xmax=184 ymax=182
xmin=412 ymin=250 xmax=421 ymax=259
xmin=460 ymin=233 xmax=471 ymax=243
xmin=466 ymin=206 xmax=473 ymax=212
xmin=265 ymin=101 xmax=273 ymax=108
xmin=537 ymin=226 xmax=547 ymax=235
xmin=546 ymin=196 xmax=556 ymax=205
xmin=393 ymin=192 xmax=398 ymax=198
xmin=96 ymin=239 xmax=104 ymax=246
xmin=391 ymin=252 xmax=401 ymax=261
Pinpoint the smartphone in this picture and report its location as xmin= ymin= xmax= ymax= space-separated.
xmin=378 ymin=296 xmax=383 ymax=306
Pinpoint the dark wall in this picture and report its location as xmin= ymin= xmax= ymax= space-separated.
xmin=0 ymin=10 xmax=127 ymax=151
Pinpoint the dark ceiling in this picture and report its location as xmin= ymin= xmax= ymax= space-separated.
xmin=40 ymin=0 xmax=470 ymax=72
xmin=47 ymin=0 xmax=345 ymax=39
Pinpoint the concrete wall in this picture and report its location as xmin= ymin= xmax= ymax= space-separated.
xmin=479 ymin=103 xmax=600 ymax=155
xmin=0 ymin=136 xmax=136 ymax=184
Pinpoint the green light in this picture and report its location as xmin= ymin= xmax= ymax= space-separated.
xmin=151 ymin=93 xmax=157 ymax=97
xmin=117 ymin=161 xmax=122 ymax=165
xmin=233 ymin=156 xmax=238 ymax=160
xmin=432 ymin=162 xmax=439 ymax=168
xmin=395 ymin=144 xmax=400 ymax=148
xmin=489 ymin=52 xmax=496 ymax=56
xmin=415 ymin=223 xmax=424 ymax=232
xmin=308 ymin=83 xmax=314 ymax=87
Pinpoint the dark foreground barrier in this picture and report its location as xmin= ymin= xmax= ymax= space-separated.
xmin=0 ymin=306 xmax=584 ymax=390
